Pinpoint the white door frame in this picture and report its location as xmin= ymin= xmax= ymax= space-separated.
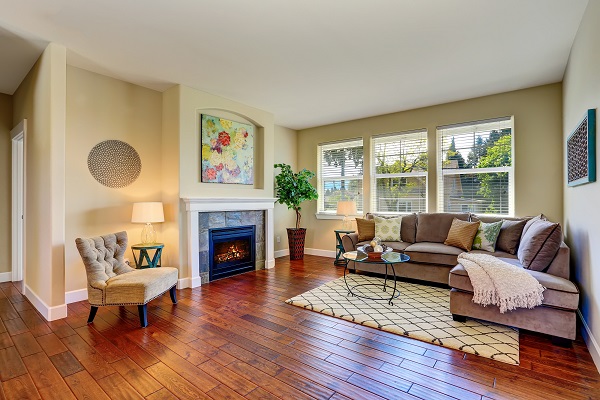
xmin=11 ymin=120 xmax=26 ymax=290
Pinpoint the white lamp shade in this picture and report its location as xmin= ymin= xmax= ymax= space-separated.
xmin=336 ymin=200 xmax=357 ymax=216
xmin=131 ymin=202 xmax=164 ymax=223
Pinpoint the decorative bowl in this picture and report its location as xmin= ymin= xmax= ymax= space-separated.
xmin=358 ymin=244 xmax=391 ymax=260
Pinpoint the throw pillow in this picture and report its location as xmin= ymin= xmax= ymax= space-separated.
xmin=356 ymin=218 xmax=375 ymax=242
xmin=374 ymin=216 xmax=402 ymax=241
xmin=517 ymin=218 xmax=562 ymax=271
xmin=444 ymin=218 xmax=480 ymax=251
xmin=472 ymin=220 xmax=503 ymax=252
xmin=496 ymin=219 xmax=528 ymax=254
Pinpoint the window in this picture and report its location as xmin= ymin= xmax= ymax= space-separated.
xmin=317 ymin=139 xmax=364 ymax=214
xmin=371 ymin=129 xmax=428 ymax=213
xmin=437 ymin=117 xmax=514 ymax=215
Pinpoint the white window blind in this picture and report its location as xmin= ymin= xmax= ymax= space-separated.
xmin=437 ymin=117 xmax=514 ymax=215
xmin=371 ymin=129 xmax=427 ymax=213
xmin=317 ymin=139 xmax=364 ymax=213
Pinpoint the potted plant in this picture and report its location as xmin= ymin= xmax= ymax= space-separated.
xmin=274 ymin=163 xmax=319 ymax=260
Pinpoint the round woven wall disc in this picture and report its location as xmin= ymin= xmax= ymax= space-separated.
xmin=87 ymin=140 xmax=141 ymax=188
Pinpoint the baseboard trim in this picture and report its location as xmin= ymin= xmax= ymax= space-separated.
xmin=24 ymin=285 xmax=67 ymax=321
xmin=65 ymin=288 xmax=88 ymax=304
xmin=177 ymin=276 xmax=203 ymax=289
xmin=266 ymin=258 xmax=276 ymax=269
xmin=578 ymin=309 xmax=600 ymax=373
xmin=0 ymin=272 xmax=12 ymax=283
xmin=304 ymin=248 xmax=336 ymax=258
xmin=274 ymin=249 xmax=289 ymax=259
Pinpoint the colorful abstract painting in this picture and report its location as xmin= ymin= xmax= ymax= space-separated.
xmin=201 ymin=114 xmax=254 ymax=184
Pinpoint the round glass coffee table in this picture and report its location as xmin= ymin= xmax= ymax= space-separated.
xmin=342 ymin=250 xmax=410 ymax=305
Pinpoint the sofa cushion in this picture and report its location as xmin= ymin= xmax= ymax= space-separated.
xmin=518 ymin=218 xmax=562 ymax=272
xmin=356 ymin=240 xmax=410 ymax=252
xmin=472 ymin=220 xmax=503 ymax=252
xmin=416 ymin=213 xmax=469 ymax=243
xmin=521 ymin=214 xmax=547 ymax=237
xmin=469 ymin=249 xmax=518 ymax=259
xmin=366 ymin=213 xmax=417 ymax=243
xmin=374 ymin=216 xmax=402 ymax=241
xmin=444 ymin=218 xmax=480 ymax=251
xmin=449 ymin=263 xmax=578 ymax=310
xmin=404 ymin=242 xmax=463 ymax=266
xmin=356 ymin=218 xmax=375 ymax=241
xmin=496 ymin=219 xmax=527 ymax=254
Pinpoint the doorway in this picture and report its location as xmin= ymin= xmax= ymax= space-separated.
xmin=11 ymin=120 xmax=26 ymax=292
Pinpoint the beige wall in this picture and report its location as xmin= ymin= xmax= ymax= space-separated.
xmin=64 ymin=66 xmax=163 ymax=293
xmin=161 ymin=85 xmax=183 ymax=272
xmin=563 ymin=0 xmax=600 ymax=369
xmin=12 ymin=43 xmax=67 ymax=307
xmin=298 ymin=84 xmax=563 ymax=253
xmin=0 ymin=94 xmax=12 ymax=274
xmin=273 ymin=125 xmax=298 ymax=253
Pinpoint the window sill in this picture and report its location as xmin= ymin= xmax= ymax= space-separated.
xmin=315 ymin=212 xmax=361 ymax=220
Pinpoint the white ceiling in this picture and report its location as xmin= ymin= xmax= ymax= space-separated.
xmin=0 ymin=0 xmax=588 ymax=130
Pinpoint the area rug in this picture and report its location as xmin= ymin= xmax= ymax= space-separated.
xmin=285 ymin=275 xmax=519 ymax=365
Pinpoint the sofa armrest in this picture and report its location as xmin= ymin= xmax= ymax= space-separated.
xmin=342 ymin=233 xmax=359 ymax=252
xmin=545 ymin=242 xmax=570 ymax=280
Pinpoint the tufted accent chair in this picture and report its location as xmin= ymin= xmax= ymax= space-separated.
xmin=75 ymin=231 xmax=178 ymax=327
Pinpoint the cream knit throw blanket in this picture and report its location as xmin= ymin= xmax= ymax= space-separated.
xmin=457 ymin=253 xmax=545 ymax=313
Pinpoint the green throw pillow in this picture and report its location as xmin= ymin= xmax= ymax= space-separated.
xmin=472 ymin=220 xmax=503 ymax=252
xmin=374 ymin=216 xmax=402 ymax=242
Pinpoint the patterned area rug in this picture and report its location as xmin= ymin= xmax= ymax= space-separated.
xmin=285 ymin=274 xmax=519 ymax=365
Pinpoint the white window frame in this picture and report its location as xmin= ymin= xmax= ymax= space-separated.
xmin=436 ymin=116 xmax=515 ymax=216
xmin=371 ymin=129 xmax=428 ymax=214
xmin=316 ymin=138 xmax=364 ymax=219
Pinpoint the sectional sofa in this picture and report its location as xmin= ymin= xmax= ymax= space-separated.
xmin=340 ymin=212 xmax=579 ymax=342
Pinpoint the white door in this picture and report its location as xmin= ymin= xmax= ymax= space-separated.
xmin=11 ymin=120 xmax=26 ymax=291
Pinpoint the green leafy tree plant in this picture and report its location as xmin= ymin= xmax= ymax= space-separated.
xmin=274 ymin=163 xmax=319 ymax=229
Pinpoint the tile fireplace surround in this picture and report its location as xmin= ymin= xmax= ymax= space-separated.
xmin=183 ymin=198 xmax=276 ymax=288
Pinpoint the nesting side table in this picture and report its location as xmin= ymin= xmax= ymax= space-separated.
xmin=131 ymin=243 xmax=164 ymax=269
xmin=334 ymin=230 xmax=355 ymax=266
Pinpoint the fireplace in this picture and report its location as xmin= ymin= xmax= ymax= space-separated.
xmin=209 ymin=225 xmax=256 ymax=281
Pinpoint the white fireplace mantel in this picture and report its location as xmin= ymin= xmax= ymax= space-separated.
xmin=182 ymin=197 xmax=277 ymax=288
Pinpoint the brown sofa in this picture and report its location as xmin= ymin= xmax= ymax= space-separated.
xmin=341 ymin=212 xmax=579 ymax=342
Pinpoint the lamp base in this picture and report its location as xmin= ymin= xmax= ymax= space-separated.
xmin=141 ymin=223 xmax=157 ymax=244
xmin=341 ymin=215 xmax=352 ymax=230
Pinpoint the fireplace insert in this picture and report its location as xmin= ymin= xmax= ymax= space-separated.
xmin=208 ymin=225 xmax=256 ymax=281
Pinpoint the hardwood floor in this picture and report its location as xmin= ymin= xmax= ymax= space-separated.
xmin=0 ymin=255 xmax=599 ymax=399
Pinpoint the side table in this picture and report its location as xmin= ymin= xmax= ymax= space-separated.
xmin=131 ymin=243 xmax=164 ymax=269
xmin=334 ymin=230 xmax=355 ymax=266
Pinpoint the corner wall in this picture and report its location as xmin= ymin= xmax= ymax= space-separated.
xmin=298 ymin=84 xmax=563 ymax=255
xmin=562 ymin=0 xmax=600 ymax=371
xmin=64 ymin=66 xmax=164 ymax=297
xmin=273 ymin=125 xmax=298 ymax=255
xmin=12 ymin=43 xmax=67 ymax=318
xmin=0 ymin=94 xmax=12 ymax=278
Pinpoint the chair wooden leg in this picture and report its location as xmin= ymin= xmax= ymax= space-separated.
xmin=87 ymin=306 xmax=98 ymax=324
xmin=169 ymin=286 xmax=177 ymax=304
xmin=138 ymin=304 xmax=148 ymax=327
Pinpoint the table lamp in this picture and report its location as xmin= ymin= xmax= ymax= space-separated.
xmin=131 ymin=202 xmax=164 ymax=244
xmin=337 ymin=200 xmax=357 ymax=230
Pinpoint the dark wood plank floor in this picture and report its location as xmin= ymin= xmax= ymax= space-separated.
xmin=0 ymin=255 xmax=599 ymax=399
